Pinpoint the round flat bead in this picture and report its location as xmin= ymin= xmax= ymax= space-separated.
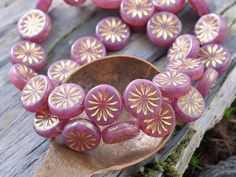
xmin=21 ymin=75 xmax=55 ymax=112
xmin=167 ymin=34 xmax=200 ymax=61
xmin=197 ymin=44 xmax=231 ymax=73
xmin=153 ymin=0 xmax=185 ymax=14
xmin=8 ymin=64 xmax=38 ymax=90
xmin=124 ymin=79 xmax=162 ymax=119
xmin=64 ymin=0 xmax=86 ymax=7
xmin=153 ymin=71 xmax=191 ymax=98
xmin=48 ymin=83 xmax=85 ymax=119
xmin=120 ymin=0 xmax=155 ymax=28
xmin=102 ymin=121 xmax=140 ymax=144
xmin=17 ymin=9 xmax=52 ymax=43
xmin=194 ymin=13 xmax=227 ymax=45
xmin=47 ymin=59 xmax=80 ymax=86
xmin=85 ymin=84 xmax=123 ymax=126
xmin=147 ymin=12 xmax=182 ymax=47
xmin=174 ymin=87 xmax=205 ymax=122
xmin=34 ymin=108 xmax=66 ymax=138
xmin=188 ymin=0 xmax=210 ymax=16
xmin=92 ymin=0 xmax=121 ymax=9
xmin=9 ymin=41 xmax=46 ymax=71
xmin=196 ymin=68 xmax=219 ymax=98
xmin=139 ymin=102 xmax=176 ymax=137
xmin=62 ymin=119 xmax=101 ymax=152
xmin=36 ymin=0 xmax=52 ymax=12
xmin=71 ymin=36 xmax=106 ymax=65
xmin=96 ymin=17 xmax=131 ymax=51
xmin=166 ymin=58 xmax=204 ymax=80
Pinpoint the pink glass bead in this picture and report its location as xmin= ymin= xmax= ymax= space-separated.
xmin=62 ymin=119 xmax=101 ymax=152
xmin=36 ymin=0 xmax=52 ymax=12
xmin=47 ymin=59 xmax=80 ymax=86
xmin=152 ymin=0 xmax=185 ymax=14
xmin=188 ymin=0 xmax=210 ymax=16
xmin=64 ymin=0 xmax=86 ymax=7
xmin=71 ymin=36 xmax=106 ymax=65
xmin=120 ymin=0 xmax=155 ymax=28
xmin=48 ymin=83 xmax=85 ymax=119
xmin=8 ymin=64 xmax=38 ymax=90
xmin=85 ymin=84 xmax=123 ymax=126
xmin=167 ymin=34 xmax=200 ymax=61
xmin=92 ymin=0 xmax=121 ymax=9
xmin=21 ymin=75 xmax=55 ymax=112
xmin=34 ymin=108 xmax=66 ymax=138
xmin=96 ymin=17 xmax=131 ymax=51
xmin=9 ymin=41 xmax=46 ymax=71
xmin=153 ymin=71 xmax=191 ymax=98
xmin=139 ymin=102 xmax=176 ymax=137
xmin=166 ymin=58 xmax=204 ymax=80
xmin=194 ymin=13 xmax=227 ymax=45
xmin=102 ymin=121 xmax=140 ymax=144
xmin=197 ymin=44 xmax=232 ymax=73
xmin=17 ymin=9 xmax=52 ymax=43
xmin=174 ymin=87 xmax=205 ymax=122
xmin=124 ymin=79 xmax=162 ymax=119
xmin=196 ymin=68 xmax=219 ymax=98
xmin=147 ymin=12 xmax=182 ymax=47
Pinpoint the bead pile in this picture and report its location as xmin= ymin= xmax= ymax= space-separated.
xmin=8 ymin=0 xmax=231 ymax=152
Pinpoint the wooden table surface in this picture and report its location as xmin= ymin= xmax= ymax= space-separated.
xmin=1 ymin=0 xmax=236 ymax=177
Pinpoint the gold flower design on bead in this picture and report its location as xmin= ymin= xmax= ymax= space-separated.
xmin=65 ymin=130 xmax=96 ymax=151
xmin=153 ymin=0 xmax=175 ymax=6
xmin=128 ymin=83 xmax=160 ymax=115
xmin=87 ymin=89 xmax=118 ymax=122
xmin=16 ymin=64 xmax=37 ymax=80
xmin=168 ymin=37 xmax=191 ymax=61
xmin=157 ymin=71 xmax=187 ymax=86
xmin=168 ymin=58 xmax=201 ymax=70
xmin=178 ymin=88 xmax=205 ymax=117
xmin=18 ymin=10 xmax=45 ymax=37
xmin=150 ymin=14 xmax=180 ymax=40
xmin=50 ymin=85 xmax=82 ymax=109
xmin=21 ymin=77 xmax=46 ymax=105
xmin=198 ymin=44 xmax=227 ymax=68
xmin=98 ymin=18 xmax=129 ymax=43
xmin=123 ymin=0 xmax=154 ymax=18
xmin=14 ymin=41 xmax=44 ymax=64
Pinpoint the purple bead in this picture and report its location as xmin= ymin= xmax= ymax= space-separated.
xmin=196 ymin=68 xmax=219 ymax=98
xmin=194 ymin=13 xmax=227 ymax=45
xmin=153 ymin=71 xmax=191 ymax=98
xmin=70 ymin=36 xmax=106 ymax=65
xmin=147 ymin=12 xmax=182 ymax=47
xmin=166 ymin=58 xmax=204 ymax=80
xmin=102 ymin=121 xmax=140 ymax=144
xmin=9 ymin=41 xmax=46 ymax=71
xmin=174 ymin=87 xmax=205 ymax=122
xmin=17 ymin=9 xmax=52 ymax=43
xmin=120 ymin=0 xmax=155 ymax=28
xmin=36 ymin=0 xmax=52 ymax=12
xmin=189 ymin=0 xmax=210 ymax=16
xmin=47 ymin=59 xmax=80 ymax=86
xmin=96 ymin=17 xmax=131 ymax=51
xmin=48 ymin=83 xmax=85 ymax=120
xmin=21 ymin=75 xmax=55 ymax=112
xmin=62 ymin=119 xmax=101 ymax=152
xmin=64 ymin=0 xmax=87 ymax=7
xmin=139 ymin=102 xmax=176 ymax=137
xmin=124 ymin=79 xmax=162 ymax=119
xmin=197 ymin=44 xmax=232 ymax=73
xmin=92 ymin=0 xmax=121 ymax=9
xmin=153 ymin=0 xmax=185 ymax=14
xmin=85 ymin=84 xmax=123 ymax=126
xmin=167 ymin=34 xmax=200 ymax=61
xmin=34 ymin=108 xmax=67 ymax=138
xmin=8 ymin=64 xmax=38 ymax=90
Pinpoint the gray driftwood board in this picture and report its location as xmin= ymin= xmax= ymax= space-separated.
xmin=0 ymin=0 xmax=236 ymax=177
